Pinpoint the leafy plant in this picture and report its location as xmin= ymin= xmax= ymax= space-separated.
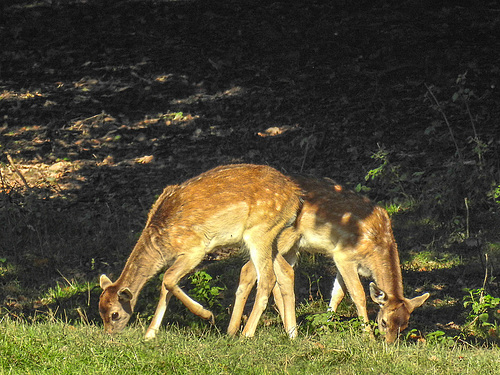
xmin=363 ymin=146 xmax=424 ymax=201
xmin=463 ymin=288 xmax=500 ymax=340
xmin=160 ymin=111 xmax=187 ymax=122
xmin=488 ymin=183 xmax=500 ymax=205
xmin=452 ymin=72 xmax=488 ymax=168
xmin=188 ymin=270 xmax=225 ymax=310
xmin=0 ymin=257 xmax=8 ymax=277
xmin=354 ymin=183 xmax=371 ymax=193
xmin=424 ymin=330 xmax=456 ymax=347
xmin=40 ymin=279 xmax=92 ymax=305
xmin=365 ymin=147 xmax=390 ymax=182
xmin=305 ymin=311 xmax=364 ymax=335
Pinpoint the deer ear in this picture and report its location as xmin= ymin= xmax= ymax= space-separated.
xmin=369 ymin=282 xmax=388 ymax=306
xmin=406 ymin=292 xmax=430 ymax=313
xmin=118 ymin=287 xmax=133 ymax=302
xmin=100 ymin=274 xmax=113 ymax=289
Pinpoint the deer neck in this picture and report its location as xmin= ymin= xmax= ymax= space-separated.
xmin=371 ymin=238 xmax=405 ymax=300
xmin=115 ymin=230 xmax=169 ymax=307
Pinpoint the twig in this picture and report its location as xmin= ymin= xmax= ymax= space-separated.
xmin=76 ymin=307 xmax=90 ymax=325
xmin=456 ymin=336 xmax=477 ymax=349
xmin=72 ymin=111 xmax=107 ymax=129
xmin=0 ymin=167 xmax=6 ymax=190
xmin=481 ymin=253 xmax=489 ymax=291
xmin=464 ymin=99 xmax=484 ymax=168
xmin=300 ymin=140 xmax=310 ymax=173
xmin=56 ymin=269 xmax=73 ymax=287
xmin=425 ymin=84 xmax=462 ymax=160
xmin=83 ymin=112 xmax=105 ymax=123
xmin=300 ymin=130 xmax=317 ymax=173
xmin=464 ymin=99 xmax=479 ymax=139
xmin=6 ymin=153 xmax=30 ymax=189
xmin=464 ymin=198 xmax=470 ymax=239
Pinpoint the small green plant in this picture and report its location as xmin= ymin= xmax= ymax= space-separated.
xmin=0 ymin=257 xmax=7 ymax=277
xmin=188 ymin=270 xmax=225 ymax=310
xmin=40 ymin=279 xmax=92 ymax=305
xmin=363 ymin=146 xmax=421 ymax=199
xmin=305 ymin=311 xmax=364 ymax=335
xmin=354 ymin=183 xmax=371 ymax=193
xmin=452 ymin=72 xmax=488 ymax=168
xmin=161 ymin=111 xmax=186 ymax=122
xmin=365 ymin=147 xmax=390 ymax=182
xmin=463 ymin=288 xmax=500 ymax=340
xmin=424 ymin=330 xmax=456 ymax=347
xmin=488 ymin=183 xmax=500 ymax=205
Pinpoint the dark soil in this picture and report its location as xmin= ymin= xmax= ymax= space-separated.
xmin=1 ymin=0 xmax=499 ymax=342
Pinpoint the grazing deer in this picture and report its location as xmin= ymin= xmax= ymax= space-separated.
xmin=229 ymin=176 xmax=429 ymax=343
xmin=99 ymin=164 xmax=302 ymax=339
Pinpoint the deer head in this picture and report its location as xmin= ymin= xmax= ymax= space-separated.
xmin=370 ymin=282 xmax=429 ymax=343
xmin=99 ymin=274 xmax=135 ymax=335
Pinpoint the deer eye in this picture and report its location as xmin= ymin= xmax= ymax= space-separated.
xmin=111 ymin=312 xmax=119 ymax=321
xmin=380 ymin=319 xmax=387 ymax=329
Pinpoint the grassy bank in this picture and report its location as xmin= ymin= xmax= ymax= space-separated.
xmin=1 ymin=319 xmax=499 ymax=375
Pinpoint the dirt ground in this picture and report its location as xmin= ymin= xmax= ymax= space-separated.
xmin=1 ymin=0 xmax=499 ymax=340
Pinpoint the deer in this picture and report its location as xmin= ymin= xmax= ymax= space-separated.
xmin=99 ymin=164 xmax=302 ymax=340
xmin=228 ymin=175 xmax=429 ymax=343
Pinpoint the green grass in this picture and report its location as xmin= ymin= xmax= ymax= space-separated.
xmin=1 ymin=175 xmax=498 ymax=372
xmin=1 ymin=318 xmax=499 ymax=375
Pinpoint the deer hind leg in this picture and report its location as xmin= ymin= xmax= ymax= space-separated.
xmin=328 ymin=272 xmax=347 ymax=312
xmin=273 ymin=254 xmax=297 ymax=338
xmin=144 ymin=275 xmax=174 ymax=340
xmin=240 ymin=238 xmax=277 ymax=338
xmin=272 ymin=226 xmax=300 ymax=328
xmin=161 ymin=249 xmax=215 ymax=323
xmin=227 ymin=260 xmax=257 ymax=336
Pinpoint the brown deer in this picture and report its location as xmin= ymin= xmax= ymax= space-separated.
xmin=228 ymin=175 xmax=429 ymax=343
xmin=99 ymin=164 xmax=302 ymax=339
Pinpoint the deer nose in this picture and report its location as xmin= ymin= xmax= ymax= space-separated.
xmin=104 ymin=325 xmax=114 ymax=335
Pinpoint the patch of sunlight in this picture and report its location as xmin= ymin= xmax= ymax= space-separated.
xmin=39 ymin=279 xmax=93 ymax=305
xmin=0 ymin=258 xmax=17 ymax=278
xmin=170 ymin=85 xmax=246 ymax=105
xmin=404 ymin=250 xmax=462 ymax=271
xmin=382 ymin=199 xmax=417 ymax=216
xmin=0 ymin=90 xmax=44 ymax=101
xmin=257 ymin=125 xmax=298 ymax=138
xmin=136 ymin=112 xmax=199 ymax=127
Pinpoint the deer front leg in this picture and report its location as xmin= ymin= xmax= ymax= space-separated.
xmin=144 ymin=275 xmax=174 ymax=340
xmin=333 ymin=260 xmax=371 ymax=335
xmin=162 ymin=252 xmax=215 ymax=323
